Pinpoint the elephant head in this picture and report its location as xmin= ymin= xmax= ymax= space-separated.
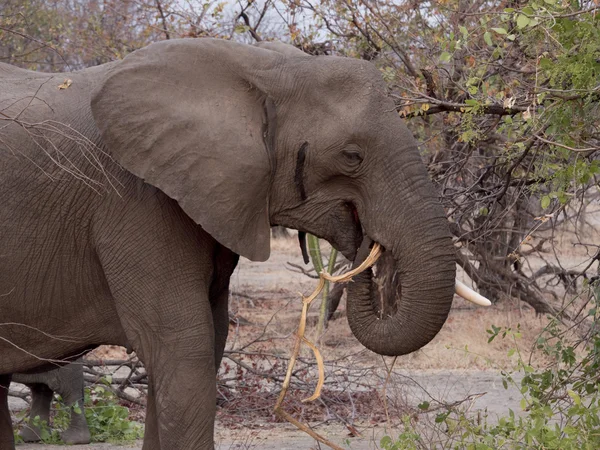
xmin=91 ymin=38 xmax=486 ymax=357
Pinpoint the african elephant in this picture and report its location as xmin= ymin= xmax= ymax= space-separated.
xmin=0 ymin=38 xmax=486 ymax=450
xmin=12 ymin=361 xmax=90 ymax=445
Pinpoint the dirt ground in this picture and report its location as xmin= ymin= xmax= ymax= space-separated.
xmin=11 ymin=226 xmax=598 ymax=449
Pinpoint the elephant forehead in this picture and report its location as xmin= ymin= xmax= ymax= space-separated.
xmin=304 ymin=56 xmax=387 ymax=97
xmin=284 ymin=63 xmax=393 ymax=129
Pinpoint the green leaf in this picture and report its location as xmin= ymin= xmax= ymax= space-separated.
xmin=418 ymin=401 xmax=430 ymax=410
xmin=522 ymin=6 xmax=535 ymax=15
xmin=520 ymin=398 xmax=527 ymax=410
xmin=539 ymin=57 xmax=552 ymax=70
xmin=516 ymin=14 xmax=530 ymax=29
xmin=440 ymin=51 xmax=452 ymax=62
xmin=484 ymin=31 xmax=493 ymax=46
xmin=541 ymin=195 xmax=551 ymax=209
xmin=557 ymin=191 xmax=568 ymax=204
xmin=567 ymin=389 xmax=581 ymax=405
xmin=435 ymin=412 xmax=449 ymax=423
xmin=491 ymin=27 xmax=507 ymax=35
xmin=233 ymin=24 xmax=249 ymax=34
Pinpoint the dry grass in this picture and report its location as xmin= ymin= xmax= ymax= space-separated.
xmin=307 ymin=298 xmax=547 ymax=371
xmin=394 ymin=305 xmax=547 ymax=370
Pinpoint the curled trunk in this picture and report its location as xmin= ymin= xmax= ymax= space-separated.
xmin=343 ymin=140 xmax=456 ymax=356
xmin=346 ymin=237 xmax=455 ymax=357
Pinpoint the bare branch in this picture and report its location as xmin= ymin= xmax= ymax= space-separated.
xmin=155 ymin=0 xmax=171 ymax=40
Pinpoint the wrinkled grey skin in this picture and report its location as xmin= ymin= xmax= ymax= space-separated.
xmin=12 ymin=361 xmax=90 ymax=444
xmin=0 ymin=39 xmax=456 ymax=449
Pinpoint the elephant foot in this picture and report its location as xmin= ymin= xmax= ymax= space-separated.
xmin=19 ymin=425 xmax=43 ymax=443
xmin=60 ymin=427 xmax=91 ymax=445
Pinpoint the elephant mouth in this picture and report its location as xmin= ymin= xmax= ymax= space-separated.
xmin=293 ymin=201 xmax=363 ymax=263
xmin=344 ymin=201 xmax=364 ymax=260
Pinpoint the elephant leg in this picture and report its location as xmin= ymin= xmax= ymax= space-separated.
xmin=19 ymin=383 xmax=53 ymax=443
xmin=105 ymin=263 xmax=218 ymax=449
xmin=211 ymin=288 xmax=230 ymax=373
xmin=141 ymin=379 xmax=160 ymax=450
xmin=54 ymin=364 xmax=90 ymax=445
xmin=94 ymin=197 xmax=237 ymax=449
xmin=129 ymin=315 xmax=216 ymax=450
xmin=0 ymin=374 xmax=14 ymax=450
xmin=210 ymin=247 xmax=238 ymax=374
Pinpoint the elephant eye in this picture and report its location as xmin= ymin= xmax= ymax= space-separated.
xmin=342 ymin=149 xmax=364 ymax=164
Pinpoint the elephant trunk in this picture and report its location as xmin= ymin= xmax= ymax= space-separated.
xmin=345 ymin=158 xmax=457 ymax=356
xmin=346 ymin=235 xmax=455 ymax=356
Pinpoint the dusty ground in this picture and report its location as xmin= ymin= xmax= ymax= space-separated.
xmin=10 ymin=224 xmax=599 ymax=448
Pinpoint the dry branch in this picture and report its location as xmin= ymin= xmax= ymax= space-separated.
xmin=274 ymin=243 xmax=382 ymax=450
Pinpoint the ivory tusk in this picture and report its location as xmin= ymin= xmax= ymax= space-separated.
xmin=455 ymin=280 xmax=492 ymax=306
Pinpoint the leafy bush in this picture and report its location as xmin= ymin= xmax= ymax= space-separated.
xmin=381 ymin=280 xmax=600 ymax=449
xmin=77 ymin=383 xmax=143 ymax=443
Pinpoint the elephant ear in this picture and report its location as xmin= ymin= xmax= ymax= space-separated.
xmin=91 ymin=39 xmax=282 ymax=261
